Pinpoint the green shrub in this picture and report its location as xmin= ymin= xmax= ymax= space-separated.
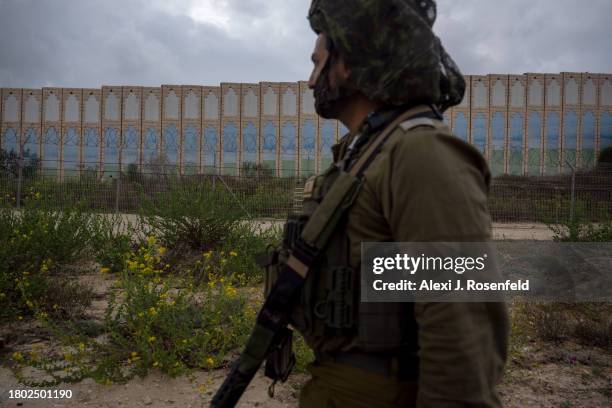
xmin=88 ymin=214 xmax=135 ymax=274
xmin=0 ymin=202 xmax=93 ymax=321
xmin=139 ymin=183 xmax=243 ymax=253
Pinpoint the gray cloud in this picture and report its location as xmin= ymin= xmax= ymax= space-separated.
xmin=0 ymin=0 xmax=610 ymax=88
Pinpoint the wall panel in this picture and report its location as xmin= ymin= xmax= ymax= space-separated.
xmin=279 ymin=82 xmax=299 ymax=177
xmin=580 ymin=74 xmax=598 ymax=168
xmin=259 ymin=82 xmax=280 ymax=176
xmin=21 ymin=89 xmax=42 ymax=169
xmin=598 ymin=74 xmax=612 ymax=158
xmin=561 ymin=72 xmax=581 ymax=171
xmin=220 ymin=83 xmax=240 ymax=176
xmin=525 ymin=74 xmax=545 ymax=175
xmin=161 ymin=85 xmax=181 ymax=174
xmin=141 ymin=87 xmax=161 ymax=173
xmin=543 ymin=74 xmax=562 ymax=174
xmin=202 ymin=86 xmax=221 ymax=174
xmin=101 ymin=86 xmax=122 ymax=176
xmin=2 ymin=89 xmax=22 ymax=159
xmin=240 ymin=83 xmax=259 ymax=174
xmin=298 ymin=81 xmax=317 ymax=177
xmin=508 ymin=75 xmax=526 ymax=175
xmin=61 ymin=88 xmax=83 ymax=178
xmin=451 ymin=75 xmax=470 ymax=142
xmin=42 ymin=88 xmax=62 ymax=177
xmin=470 ymin=76 xmax=488 ymax=157
xmin=181 ymin=85 xmax=202 ymax=174
xmin=82 ymin=89 xmax=102 ymax=174
xmin=121 ymin=86 xmax=142 ymax=172
xmin=488 ymin=75 xmax=508 ymax=176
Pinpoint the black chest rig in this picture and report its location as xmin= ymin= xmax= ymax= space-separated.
xmin=262 ymin=106 xmax=445 ymax=353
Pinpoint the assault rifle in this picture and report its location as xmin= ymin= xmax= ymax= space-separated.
xmin=210 ymin=239 xmax=315 ymax=407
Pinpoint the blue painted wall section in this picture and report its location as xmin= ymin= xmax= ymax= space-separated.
xmin=320 ymin=120 xmax=335 ymax=170
xmin=545 ymin=113 xmax=561 ymax=174
xmin=281 ymin=122 xmax=296 ymax=177
xmin=581 ymin=111 xmax=596 ymax=168
xmin=202 ymin=126 xmax=217 ymax=173
xmin=300 ymin=120 xmax=316 ymax=176
xmin=122 ymin=125 xmax=140 ymax=168
xmin=262 ymin=121 xmax=277 ymax=172
xmin=83 ymin=128 xmax=100 ymax=170
xmin=183 ymin=124 xmax=199 ymax=173
xmin=63 ymin=127 xmax=80 ymax=174
xmin=508 ymin=113 xmax=524 ymax=175
xmin=491 ymin=112 xmax=506 ymax=176
xmin=222 ymin=122 xmax=238 ymax=175
xmin=242 ymin=122 xmax=257 ymax=168
xmin=473 ymin=113 xmax=487 ymax=154
xmin=527 ymin=112 xmax=542 ymax=175
xmin=453 ymin=113 xmax=468 ymax=141
xmin=43 ymin=127 xmax=60 ymax=175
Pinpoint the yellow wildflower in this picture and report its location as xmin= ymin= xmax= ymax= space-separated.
xmin=206 ymin=357 xmax=215 ymax=366
xmin=52 ymin=304 xmax=59 ymax=310
xmin=198 ymin=384 xmax=207 ymax=393
xmin=147 ymin=235 xmax=156 ymax=245
xmin=12 ymin=352 xmax=24 ymax=362
xmin=224 ymin=286 xmax=237 ymax=298
xmin=229 ymin=251 xmax=237 ymax=257
xmin=148 ymin=336 xmax=156 ymax=343
xmin=203 ymin=251 xmax=212 ymax=259
xmin=18 ymin=316 xmax=23 ymax=320
xmin=148 ymin=307 xmax=157 ymax=317
xmin=100 ymin=267 xmax=110 ymax=274
xmin=157 ymin=247 xmax=167 ymax=256
xmin=127 ymin=260 xmax=138 ymax=270
xmin=64 ymin=353 xmax=73 ymax=361
xmin=26 ymin=300 xmax=33 ymax=308
xmin=78 ymin=343 xmax=86 ymax=351
xmin=153 ymin=361 xmax=159 ymax=367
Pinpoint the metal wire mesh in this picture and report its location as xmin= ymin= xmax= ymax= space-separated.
xmin=1 ymin=161 xmax=611 ymax=223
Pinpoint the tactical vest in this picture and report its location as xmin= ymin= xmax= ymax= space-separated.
xmin=262 ymin=107 xmax=448 ymax=354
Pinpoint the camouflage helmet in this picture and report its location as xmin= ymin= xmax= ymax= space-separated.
xmin=308 ymin=0 xmax=465 ymax=112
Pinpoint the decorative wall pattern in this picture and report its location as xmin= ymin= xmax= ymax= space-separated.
xmin=1 ymin=72 xmax=609 ymax=179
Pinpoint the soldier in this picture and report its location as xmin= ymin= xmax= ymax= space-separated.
xmin=296 ymin=0 xmax=510 ymax=407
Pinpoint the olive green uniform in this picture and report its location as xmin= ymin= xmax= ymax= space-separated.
xmin=299 ymin=113 xmax=509 ymax=407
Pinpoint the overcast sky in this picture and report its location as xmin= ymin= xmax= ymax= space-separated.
xmin=0 ymin=0 xmax=611 ymax=88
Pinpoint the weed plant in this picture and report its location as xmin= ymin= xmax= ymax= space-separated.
xmin=0 ymin=194 xmax=94 ymax=321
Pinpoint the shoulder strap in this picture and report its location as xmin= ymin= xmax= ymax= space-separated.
xmin=298 ymin=105 xmax=441 ymax=257
xmin=349 ymin=106 xmax=445 ymax=178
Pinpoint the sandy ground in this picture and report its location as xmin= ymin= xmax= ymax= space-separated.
xmin=3 ymin=223 xmax=609 ymax=408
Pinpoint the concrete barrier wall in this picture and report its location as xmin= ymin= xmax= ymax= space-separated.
xmin=2 ymin=73 xmax=611 ymax=178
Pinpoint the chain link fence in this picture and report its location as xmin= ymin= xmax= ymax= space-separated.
xmin=1 ymin=159 xmax=611 ymax=223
